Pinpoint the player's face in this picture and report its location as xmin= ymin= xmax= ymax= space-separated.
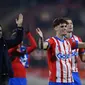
xmin=0 ymin=26 xmax=2 ymax=38
xmin=54 ymin=23 xmax=67 ymax=36
xmin=66 ymin=20 xmax=73 ymax=33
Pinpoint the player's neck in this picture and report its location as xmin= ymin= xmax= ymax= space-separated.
xmin=66 ymin=32 xmax=72 ymax=38
xmin=68 ymin=32 xmax=72 ymax=38
xmin=56 ymin=33 xmax=64 ymax=40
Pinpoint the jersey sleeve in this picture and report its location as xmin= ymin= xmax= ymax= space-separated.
xmin=69 ymin=38 xmax=78 ymax=49
xmin=45 ymin=38 xmax=54 ymax=49
xmin=8 ymin=46 xmax=18 ymax=57
xmin=26 ymin=32 xmax=37 ymax=54
xmin=78 ymin=37 xmax=85 ymax=54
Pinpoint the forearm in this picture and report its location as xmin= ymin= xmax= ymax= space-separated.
xmin=7 ymin=27 xmax=23 ymax=49
xmin=78 ymin=42 xmax=85 ymax=48
xmin=11 ymin=27 xmax=23 ymax=47
xmin=38 ymin=37 xmax=49 ymax=50
xmin=79 ymin=53 xmax=85 ymax=62
xmin=11 ymin=51 xmax=25 ymax=57
xmin=8 ymin=46 xmax=17 ymax=55
xmin=26 ymin=32 xmax=37 ymax=54
xmin=39 ymin=37 xmax=43 ymax=49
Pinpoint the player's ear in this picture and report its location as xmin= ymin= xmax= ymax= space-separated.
xmin=54 ymin=26 xmax=58 ymax=31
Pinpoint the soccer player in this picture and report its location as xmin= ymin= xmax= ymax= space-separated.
xmin=8 ymin=29 xmax=37 ymax=85
xmin=36 ymin=18 xmax=85 ymax=85
xmin=65 ymin=18 xmax=85 ymax=85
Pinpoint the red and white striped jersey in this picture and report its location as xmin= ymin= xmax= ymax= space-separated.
xmin=46 ymin=36 xmax=78 ymax=83
xmin=69 ymin=35 xmax=84 ymax=72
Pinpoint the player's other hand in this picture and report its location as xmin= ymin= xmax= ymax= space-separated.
xmin=36 ymin=28 xmax=43 ymax=38
xmin=16 ymin=13 xmax=23 ymax=27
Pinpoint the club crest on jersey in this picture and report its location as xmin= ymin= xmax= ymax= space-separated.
xmin=71 ymin=38 xmax=75 ymax=42
xmin=57 ymin=53 xmax=71 ymax=59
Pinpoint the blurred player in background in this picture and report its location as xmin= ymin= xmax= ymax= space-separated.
xmin=65 ymin=18 xmax=85 ymax=85
xmin=0 ymin=14 xmax=23 ymax=85
xmin=8 ymin=27 xmax=37 ymax=85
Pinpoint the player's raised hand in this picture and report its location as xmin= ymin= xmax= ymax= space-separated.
xmin=36 ymin=28 xmax=43 ymax=38
xmin=16 ymin=13 xmax=23 ymax=27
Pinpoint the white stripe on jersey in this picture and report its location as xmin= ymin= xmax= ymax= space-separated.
xmin=52 ymin=37 xmax=73 ymax=83
xmin=71 ymin=35 xmax=80 ymax=72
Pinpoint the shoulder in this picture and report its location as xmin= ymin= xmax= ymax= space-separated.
xmin=72 ymin=34 xmax=82 ymax=41
xmin=46 ymin=37 xmax=53 ymax=41
xmin=46 ymin=37 xmax=56 ymax=43
xmin=45 ymin=37 xmax=56 ymax=47
xmin=72 ymin=34 xmax=81 ymax=38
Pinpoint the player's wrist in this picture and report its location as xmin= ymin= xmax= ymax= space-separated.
xmin=17 ymin=24 xmax=22 ymax=27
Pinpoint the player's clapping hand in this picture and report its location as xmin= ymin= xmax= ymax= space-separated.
xmin=36 ymin=28 xmax=43 ymax=39
xmin=16 ymin=13 xmax=23 ymax=27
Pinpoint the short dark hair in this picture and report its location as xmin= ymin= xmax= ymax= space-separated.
xmin=53 ymin=18 xmax=68 ymax=28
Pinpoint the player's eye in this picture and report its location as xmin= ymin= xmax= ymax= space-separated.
xmin=60 ymin=25 xmax=67 ymax=28
xmin=60 ymin=26 xmax=64 ymax=28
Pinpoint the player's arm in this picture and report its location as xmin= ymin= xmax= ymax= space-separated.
xmin=79 ymin=53 xmax=85 ymax=62
xmin=6 ymin=14 xmax=23 ymax=49
xmin=8 ymin=46 xmax=21 ymax=61
xmin=71 ymin=39 xmax=85 ymax=61
xmin=77 ymin=37 xmax=85 ymax=62
xmin=79 ymin=48 xmax=85 ymax=62
xmin=25 ymin=28 xmax=37 ymax=54
xmin=8 ymin=46 xmax=18 ymax=56
xmin=78 ymin=40 xmax=85 ymax=62
xmin=8 ymin=46 xmax=25 ymax=58
xmin=36 ymin=28 xmax=50 ymax=50
xmin=70 ymin=39 xmax=85 ymax=49
xmin=78 ymin=42 xmax=85 ymax=48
